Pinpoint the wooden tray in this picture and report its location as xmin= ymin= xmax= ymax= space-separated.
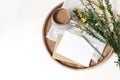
xmin=42 ymin=2 xmax=113 ymax=69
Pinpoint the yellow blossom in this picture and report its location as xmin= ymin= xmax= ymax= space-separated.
xmin=96 ymin=6 xmax=101 ymax=10
xmin=109 ymin=14 xmax=113 ymax=18
xmin=112 ymin=51 xmax=115 ymax=54
xmin=102 ymin=18 xmax=106 ymax=22
xmin=98 ymin=14 xmax=103 ymax=17
xmin=103 ymin=29 xmax=106 ymax=32
xmin=86 ymin=23 xmax=89 ymax=27
xmin=74 ymin=7 xmax=78 ymax=11
xmin=95 ymin=23 xmax=99 ymax=26
xmin=74 ymin=7 xmax=80 ymax=13
xmin=77 ymin=29 xmax=83 ymax=35
xmin=105 ymin=8 xmax=109 ymax=12
xmin=78 ymin=13 xmax=82 ymax=17
xmin=84 ymin=3 xmax=89 ymax=7
xmin=81 ymin=18 xmax=87 ymax=23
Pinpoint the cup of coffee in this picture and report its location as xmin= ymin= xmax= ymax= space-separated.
xmin=52 ymin=8 xmax=78 ymax=28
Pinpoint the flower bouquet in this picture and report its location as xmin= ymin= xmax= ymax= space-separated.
xmin=73 ymin=0 xmax=120 ymax=68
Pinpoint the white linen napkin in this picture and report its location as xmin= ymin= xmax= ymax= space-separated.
xmin=46 ymin=0 xmax=115 ymax=63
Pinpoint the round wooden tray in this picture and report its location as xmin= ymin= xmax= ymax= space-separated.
xmin=42 ymin=2 xmax=113 ymax=69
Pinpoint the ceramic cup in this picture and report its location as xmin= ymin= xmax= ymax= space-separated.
xmin=52 ymin=8 xmax=78 ymax=29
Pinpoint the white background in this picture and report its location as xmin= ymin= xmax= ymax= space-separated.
xmin=0 ymin=0 xmax=119 ymax=80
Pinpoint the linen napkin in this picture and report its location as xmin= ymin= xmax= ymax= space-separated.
xmin=46 ymin=0 xmax=106 ymax=63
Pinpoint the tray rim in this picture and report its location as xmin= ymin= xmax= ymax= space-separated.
xmin=42 ymin=2 xmax=114 ymax=70
xmin=42 ymin=2 xmax=63 ymax=56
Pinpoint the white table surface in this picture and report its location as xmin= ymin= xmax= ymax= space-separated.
xmin=0 ymin=0 xmax=119 ymax=80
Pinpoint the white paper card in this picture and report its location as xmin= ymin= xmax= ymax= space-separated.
xmin=56 ymin=31 xmax=95 ymax=67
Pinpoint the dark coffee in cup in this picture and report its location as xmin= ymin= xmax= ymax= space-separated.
xmin=53 ymin=8 xmax=70 ymax=24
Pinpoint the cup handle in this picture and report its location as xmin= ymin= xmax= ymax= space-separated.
xmin=69 ymin=20 xmax=78 ymax=27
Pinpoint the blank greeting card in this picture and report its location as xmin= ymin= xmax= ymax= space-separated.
xmin=54 ymin=31 xmax=95 ymax=67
